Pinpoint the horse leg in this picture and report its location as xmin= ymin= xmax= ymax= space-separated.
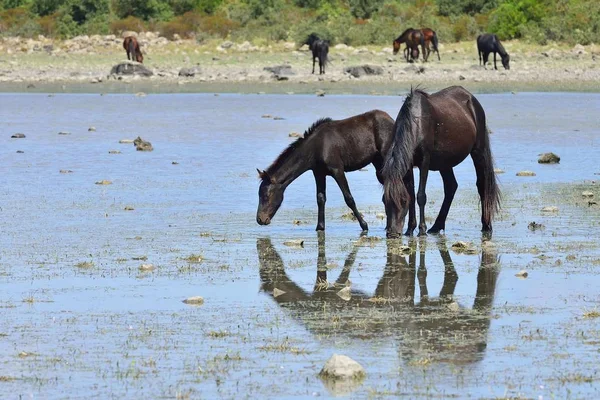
xmin=331 ymin=168 xmax=368 ymax=232
xmin=376 ymin=167 xmax=391 ymax=232
xmin=478 ymin=50 xmax=482 ymax=66
xmin=404 ymin=169 xmax=417 ymax=236
xmin=312 ymin=56 xmax=316 ymax=74
xmin=319 ymin=56 xmax=324 ymax=75
xmin=428 ymin=168 xmax=458 ymax=234
xmin=493 ymin=52 xmax=498 ymax=70
xmin=314 ymin=170 xmax=326 ymax=231
xmin=416 ymin=159 xmax=430 ymax=236
xmin=482 ymin=52 xmax=489 ymax=69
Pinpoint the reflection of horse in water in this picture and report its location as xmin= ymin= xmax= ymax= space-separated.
xmin=257 ymin=234 xmax=499 ymax=364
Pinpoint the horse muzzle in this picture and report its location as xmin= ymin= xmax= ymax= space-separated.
xmin=257 ymin=216 xmax=271 ymax=225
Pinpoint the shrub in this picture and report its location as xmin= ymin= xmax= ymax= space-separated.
xmin=110 ymin=15 xmax=147 ymax=34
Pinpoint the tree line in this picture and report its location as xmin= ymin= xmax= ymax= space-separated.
xmin=1 ymin=0 xmax=598 ymax=46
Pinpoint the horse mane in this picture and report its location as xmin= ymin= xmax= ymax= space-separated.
xmin=263 ymin=117 xmax=332 ymax=179
xmin=495 ymin=36 xmax=508 ymax=58
xmin=395 ymin=28 xmax=414 ymax=43
xmin=382 ymin=87 xmax=424 ymax=208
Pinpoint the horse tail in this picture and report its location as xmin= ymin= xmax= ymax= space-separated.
xmin=432 ymin=32 xmax=440 ymax=60
xmin=321 ymin=42 xmax=329 ymax=65
xmin=419 ymin=32 xmax=426 ymax=61
xmin=128 ymin=39 xmax=136 ymax=62
xmin=382 ymin=90 xmax=417 ymax=210
xmin=471 ymin=96 xmax=501 ymax=224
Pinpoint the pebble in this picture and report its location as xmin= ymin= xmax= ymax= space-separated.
xmin=319 ymin=354 xmax=366 ymax=380
xmin=283 ymin=239 xmax=304 ymax=248
xmin=516 ymin=170 xmax=536 ymax=177
xmin=182 ymin=296 xmax=204 ymax=305
xmin=139 ymin=263 xmax=155 ymax=271
xmin=515 ymin=270 xmax=529 ymax=278
xmin=95 ymin=180 xmax=112 ymax=185
xmin=11 ymin=133 xmax=26 ymax=138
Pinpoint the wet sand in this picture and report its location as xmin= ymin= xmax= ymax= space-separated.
xmin=0 ymin=92 xmax=599 ymax=398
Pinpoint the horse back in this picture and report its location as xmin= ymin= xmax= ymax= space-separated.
xmin=316 ymin=110 xmax=394 ymax=170
xmin=425 ymin=86 xmax=479 ymax=168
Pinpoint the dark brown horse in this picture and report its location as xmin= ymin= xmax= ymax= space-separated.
xmin=477 ymin=34 xmax=509 ymax=70
xmin=393 ymin=28 xmax=425 ymax=62
xmin=382 ymin=86 xmax=500 ymax=238
xmin=421 ymin=28 xmax=440 ymax=61
xmin=123 ymin=36 xmax=143 ymax=63
xmin=256 ymin=110 xmax=395 ymax=232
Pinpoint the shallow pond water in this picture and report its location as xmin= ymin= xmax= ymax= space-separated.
xmin=0 ymin=92 xmax=599 ymax=399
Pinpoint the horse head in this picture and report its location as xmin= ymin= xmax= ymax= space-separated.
xmin=501 ymin=54 xmax=510 ymax=70
xmin=256 ymin=169 xmax=284 ymax=226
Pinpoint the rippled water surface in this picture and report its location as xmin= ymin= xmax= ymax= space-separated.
xmin=0 ymin=92 xmax=599 ymax=399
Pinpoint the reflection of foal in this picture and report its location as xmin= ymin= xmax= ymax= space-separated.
xmin=123 ymin=36 xmax=143 ymax=63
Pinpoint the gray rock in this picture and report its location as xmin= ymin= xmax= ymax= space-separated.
xmin=319 ymin=354 xmax=366 ymax=380
xmin=344 ymin=65 xmax=384 ymax=78
xmin=263 ymin=65 xmax=295 ymax=76
xmin=179 ymin=67 xmax=199 ymax=77
xmin=134 ymin=136 xmax=153 ymax=152
xmin=538 ymin=152 xmax=560 ymax=164
xmin=110 ymin=62 xmax=153 ymax=77
xmin=11 ymin=133 xmax=26 ymax=138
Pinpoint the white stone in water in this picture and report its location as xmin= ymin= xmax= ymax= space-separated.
xmin=515 ymin=270 xmax=529 ymax=278
xmin=516 ymin=170 xmax=536 ymax=177
xmin=183 ymin=296 xmax=204 ymax=305
xmin=319 ymin=354 xmax=366 ymax=380
xmin=273 ymin=288 xmax=286 ymax=298
xmin=582 ymin=191 xmax=594 ymax=198
xmin=541 ymin=206 xmax=559 ymax=212
xmin=139 ymin=263 xmax=154 ymax=271
xmin=119 ymin=139 xmax=133 ymax=144
xmin=376 ymin=213 xmax=386 ymax=220
xmin=336 ymin=286 xmax=351 ymax=301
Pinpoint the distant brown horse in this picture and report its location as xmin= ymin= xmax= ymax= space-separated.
xmin=421 ymin=28 xmax=440 ymax=61
xmin=393 ymin=28 xmax=425 ymax=62
xmin=382 ymin=86 xmax=500 ymax=237
xmin=123 ymin=36 xmax=143 ymax=63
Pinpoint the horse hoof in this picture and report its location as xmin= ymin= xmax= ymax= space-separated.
xmin=386 ymin=233 xmax=401 ymax=239
xmin=427 ymin=227 xmax=443 ymax=234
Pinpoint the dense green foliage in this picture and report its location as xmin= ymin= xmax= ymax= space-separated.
xmin=0 ymin=0 xmax=599 ymax=45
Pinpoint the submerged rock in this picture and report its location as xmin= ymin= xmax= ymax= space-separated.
xmin=11 ymin=133 xmax=25 ymax=138
xmin=283 ymin=239 xmax=304 ymax=248
xmin=541 ymin=206 xmax=559 ymax=213
xmin=95 ymin=180 xmax=112 ymax=185
xmin=139 ymin=263 xmax=155 ymax=271
xmin=515 ymin=270 xmax=529 ymax=278
xmin=538 ymin=152 xmax=560 ymax=164
xmin=516 ymin=170 xmax=536 ymax=177
xmin=183 ymin=296 xmax=204 ymax=305
xmin=319 ymin=354 xmax=366 ymax=380
xmin=134 ymin=136 xmax=153 ymax=151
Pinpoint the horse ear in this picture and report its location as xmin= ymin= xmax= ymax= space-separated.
xmin=256 ymin=168 xmax=264 ymax=178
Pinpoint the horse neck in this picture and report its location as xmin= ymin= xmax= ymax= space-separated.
xmin=269 ymin=146 xmax=313 ymax=188
xmin=494 ymin=39 xmax=507 ymax=57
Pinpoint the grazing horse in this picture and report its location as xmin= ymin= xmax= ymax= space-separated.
xmin=305 ymin=33 xmax=329 ymax=74
xmin=123 ymin=36 xmax=143 ymax=63
xmin=393 ymin=28 xmax=426 ymax=62
xmin=256 ymin=110 xmax=395 ymax=232
xmin=421 ymin=28 xmax=440 ymax=61
xmin=382 ymin=86 xmax=500 ymax=238
xmin=477 ymin=34 xmax=509 ymax=70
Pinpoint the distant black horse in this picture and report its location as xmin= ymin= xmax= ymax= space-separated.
xmin=305 ymin=33 xmax=329 ymax=74
xmin=257 ymin=110 xmax=395 ymax=232
xmin=477 ymin=34 xmax=510 ymax=70
xmin=382 ymin=86 xmax=500 ymax=238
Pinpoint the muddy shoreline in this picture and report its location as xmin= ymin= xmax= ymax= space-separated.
xmin=1 ymin=35 xmax=599 ymax=94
